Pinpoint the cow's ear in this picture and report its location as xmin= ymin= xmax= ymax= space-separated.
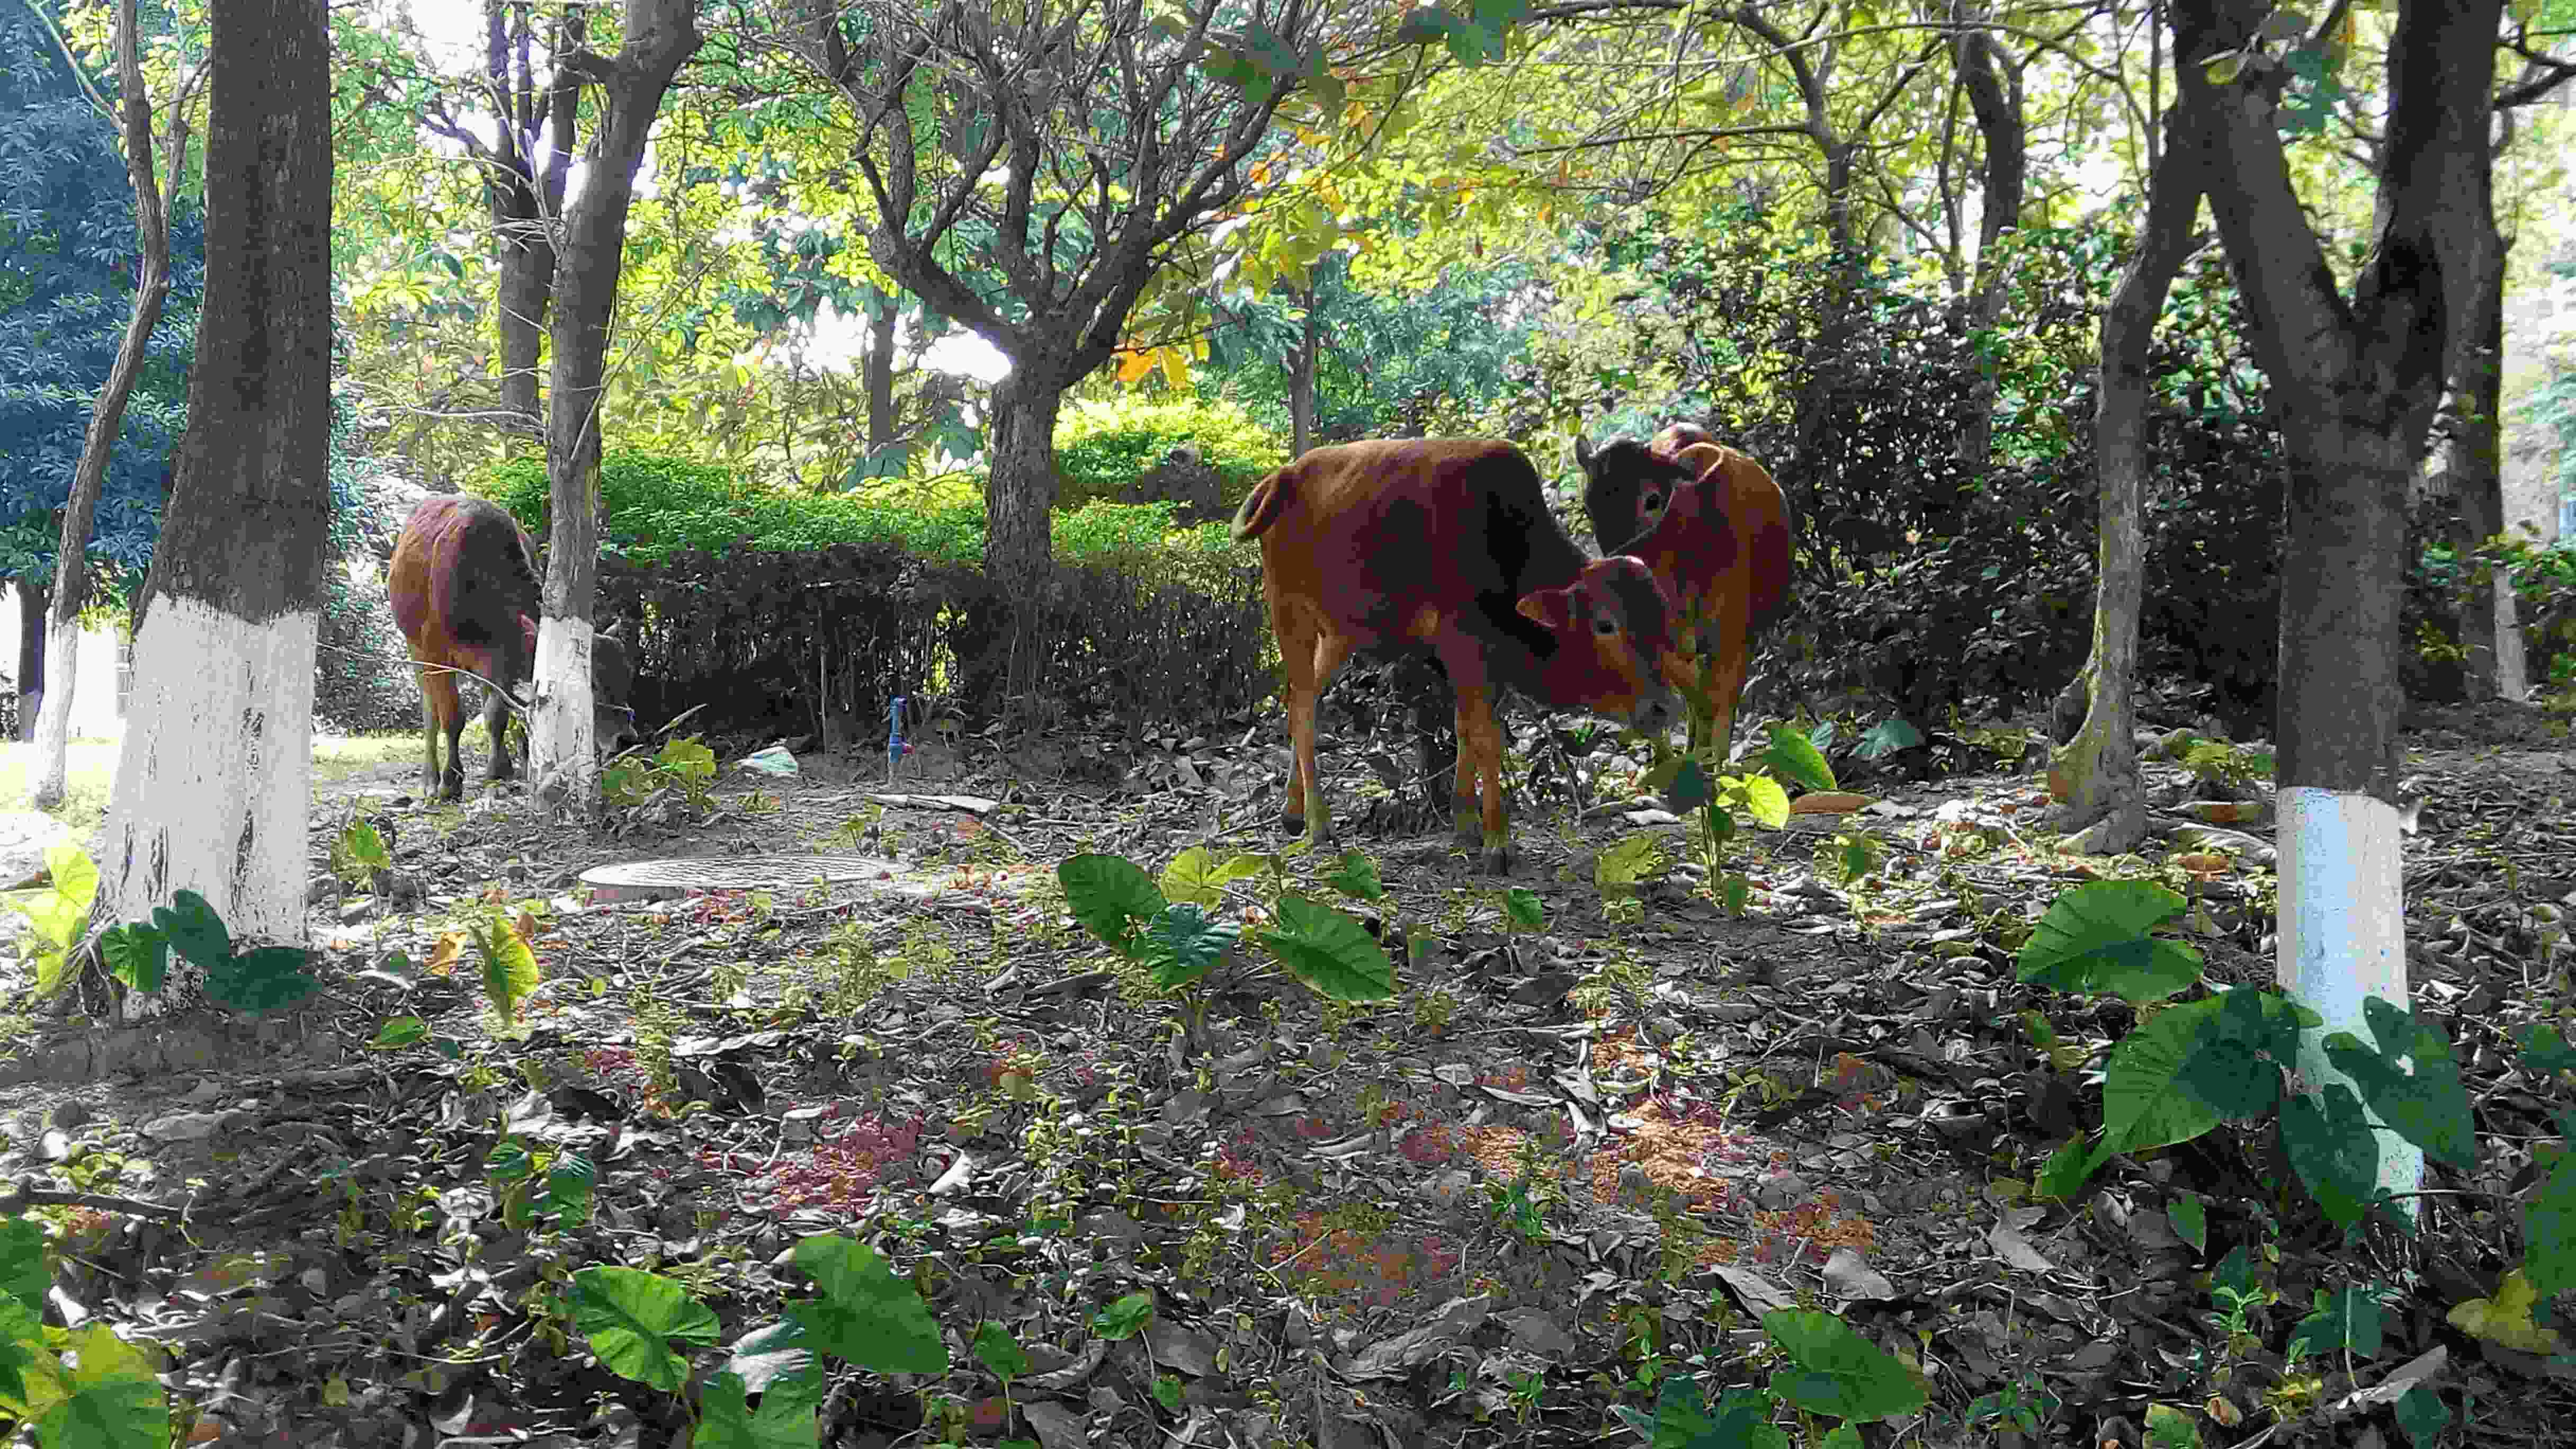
xmin=1517 ymin=586 xmax=1577 ymax=631
xmin=1674 ymin=442 xmax=1728 ymax=479
xmin=1573 ymin=435 xmax=1596 ymax=471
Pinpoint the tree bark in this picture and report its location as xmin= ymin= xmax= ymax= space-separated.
xmin=2053 ymin=104 xmax=2203 ymax=853
xmin=1952 ymin=0 xmax=2026 ymax=477
xmin=485 ymin=1 xmax=577 ymax=443
xmin=1290 ymin=276 xmax=1319 ymax=456
xmin=863 ymin=287 xmax=898 ymax=456
xmin=95 ymin=0 xmax=333 ymax=995
xmin=17 ymin=580 xmax=47 ymax=742
xmin=2170 ymin=0 xmax=2502 ymax=1223
xmin=2438 ymin=217 xmax=2510 ymax=700
xmin=34 ymin=0 xmax=174 ymax=810
xmin=529 ymin=0 xmax=700 ymax=803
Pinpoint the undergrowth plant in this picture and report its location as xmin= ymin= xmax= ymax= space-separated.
xmin=1661 ymin=722 xmax=1840 ymax=915
xmin=603 ymin=736 xmax=720 ymax=815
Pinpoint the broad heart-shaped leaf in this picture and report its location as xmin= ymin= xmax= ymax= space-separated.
xmin=37 ymin=1322 xmax=164 ymax=1446
xmin=1761 ymin=723 xmax=1837 ymax=791
xmin=2523 ymin=1144 xmax=2576 ymax=1300
xmin=696 ymin=1367 xmax=821 ymax=1449
xmin=1726 ymin=774 xmax=1791 ymax=830
xmin=2018 ymin=880 xmax=2204 ymax=1005
xmin=972 ymin=1321 xmax=1032 ymax=1382
xmin=2173 ymin=985 xmax=2300 ymax=1119
xmin=2287 ymin=1281 xmax=2386 ymax=1361
xmin=543 ymin=1152 xmax=597 ymax=1230
xmin=2099 ymin=995 xmax=2227 ymax=1156
xmin=1261 ymin=895 xmax=1397 ymax=1001
xmin=2282 ymin=1085 xmax=2381 ymax=1236
xmin=0 ymin=1293 xmax=41 ymax=1405
xmin=1058 ymin=853 xmax=1166 ymax=957
xmin=2167 ymin=1193 xmax=2208 ymax=1254
xmin=203 ymin=946 xmax=321 ymax=1015
xmin=786 ymin=1235 xmax=949 ymax=1374
xmin=1091 ymin=1292 xmax=1155 ymax=1340
xmin=1635 ymin=1374 xmax=1719 ymax=1447
xmin=1158 ymin=847 xmax=1222 ymax=908
xmin=725 ymin=1319 xmax=825 ymax=1411
xmin=1855 ymin=718 xmax=1923 ymax=759
xmin=0 ymin=1214 xmax=46 ymax=1314
xmin=2517 ymin=1022 xmax=2576 ymax=1076
xmin=97 ymin=923 xmax=167 ymax=994
xmin=1140 ymin=903 xmax=1236 ymax=988
xmin=2320 ymin=996 xmax=2475 ymax=1171
xmin=1325 ymin=850 xmax=1384 ymax=904
xmin=2446 ymin=1268 xmax=2566 ymax=1354
xmin=1503 ymin=888 xmax=1545 ymax=933
xmin=1211 ymin=853 xmax=1271 ymax=886
xmin=1760 ymin=1309 xmax=1928 ymax=1421
xmin=2144 ymin=1401 xmax=2202 ymax=1448
xmin=2034 ymin=1137 xmax=2099 ymax=1201
xmin=2394 ymin=1384 xmax=2452 ymax=1447
xmin=371 ymin=1015 xmax=432 ymax=1049
xmin=1 ymin=843 xmax=98 ymax=952
xmin=567 ymin=1266 xmax=722 ymax=1392
xmin=152 ymin=888 xmax=232 ymax=967
xmin=1670 ymin=757 xmax=1713 ymax=812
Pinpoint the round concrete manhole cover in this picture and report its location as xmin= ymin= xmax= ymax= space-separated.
xmin=580 ymin=853 xmax=910 ymax=902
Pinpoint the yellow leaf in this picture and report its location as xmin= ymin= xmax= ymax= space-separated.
xmin=1115 ymin=351 xmax=1157 ymax=384
xmin=2447 ymin=1269 xmax=2566 ymax=1353
xmin=427 ymin=932 xmax=469 ymax=976
xmin=1158 ymin=347 xmax=1192 ymax=391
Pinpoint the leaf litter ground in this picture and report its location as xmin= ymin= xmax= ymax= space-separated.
xmin=2 ymin=699 xmax=2573 ymax=1447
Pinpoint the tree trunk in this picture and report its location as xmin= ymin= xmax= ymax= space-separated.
xmin=2053 ymin=104 xmax=2202 ymax=853
xmin=2171 ymin=0 xmax=2502 ymax=1222
xmin=863 ymin=288 xmax=897 ymax=455
xmin=978 ymin=365 xmax=1067 ymax=708
xmin=1290 ymin=276 xmax=1319 ymax=456
xmin=2438 ymin=215 xmax=2512 ymax=701
xmin=482 ymin=0 xmax=577 ymax=445
xmin=17 ymin=580 xmax=47 ymax=742
xmin=1952 ymin=0 xmax=2026 ymax=477
xmin=528 ymin=0 xmax=700 ymax=803
xmin=95 ymin=0 xmax=333 ymax=994
xmin=34 ymin=0 xmax=173 ymax=810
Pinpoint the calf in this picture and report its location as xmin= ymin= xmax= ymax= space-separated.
xmin=390 ymin=497 xmax=639 ymax=800
xmin=1576 ymin=424 xmax=1794 ymax=762
xmin=1230 ymin=437 xmax=1688 ymax=872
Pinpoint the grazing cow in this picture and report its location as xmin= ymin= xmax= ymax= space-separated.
xmin=389 ymin=496 xmax=638 ymax=801
xmin=1230 ymin=437 xmax=1688 ymax=872
xmin=1576 ymin=424 xmax=1794 ymax=762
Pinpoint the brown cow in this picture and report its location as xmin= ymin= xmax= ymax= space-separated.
xmin=389 ymin=496 xmax=638 ymax=801
xmin=1230 ymin=438 xmax=1689 ymax=873
xmin=1576 ymin=424 xmax=1794 ymax=762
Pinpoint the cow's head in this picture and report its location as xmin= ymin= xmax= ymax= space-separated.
xmin=1513 ymin=556 xmax=1686 ymax=732
xmin=1573 ymin=434 xmax=1698 ymax=557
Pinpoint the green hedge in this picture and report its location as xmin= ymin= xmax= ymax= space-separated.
xmin=1053 ymin=395 xmax=1286 ymax=512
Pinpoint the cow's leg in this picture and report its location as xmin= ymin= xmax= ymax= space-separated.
xmin=1282 ymin=614 xmax=1350 ymax=848
xmin=1452 ymin=685 xmax=1511 ymax=874
xmin=419 ymin=665 xmax=464 ymax=801
xmin=481 ymin=676 xmax=517 ymax=782
xmin=1697 ymin=612 xmax=1749 ymax=768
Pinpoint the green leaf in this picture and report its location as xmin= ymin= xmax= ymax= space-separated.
xmin=2320 ymin=997 xmax=2475 ymax=1171
xmin=2393 ymin=1385 xmax=2452 ymax=1446
xmin=1211 ymin=853 xmax=1272 ymax=885
xmin=1 ymin=844 xmax=98 ymax=953
xmin=568 ymin=1266 xmax=723 ymax=1392
xmin=658 ymin=736 xmax=718 ymax=781
xmin=153 ymin=888 xmax=233 ymax=966
xmin=371 ymin=1015 xmax=432 ymax=1049
xmin=1730 ymin=774 xmax=1791 ymax=830
xmin=1260 ymin=895 xmax=1398 ymax=1001
xmin=2517 ymin=1023 xmax=2576 ymax=1075
xmin=1059 ymin=853 xmax=1167 ymax=957
xmin=1325 ymin=850 xmax=1384 ymax=904
xmin=724 ymin=1320 xmax=826 ymax=1417
xmin=1140 ymin=904 xmax=1237 ymax=989
xmin=2018 ymin=880 xmax=2205 ymax=1005
xmin=2144 ymin=1400 xmax=2205 ymax=1447
xmin=2035 ymin=1137 xmax=2098 ymax=1200
xmin=697 ymin=1367 xmax=822 ymax=1448
xmin=1760 ymin=1309 xmax=1928 ymax=1421
xmin=2167 ymin=1193 xmax=2207 ymax=1254
xmin=1091 ymin=1292 xmax=1155 ymax=1340
xmin=2174 ymin=985 xmax=2299 ymax=1119
xmin=972 ymin=1321 xmax=1031 ymax=1383
xmin=2286 ymin=1282 xmax=2385 ymax=1361
xmin=1670 ymin=757 xmax=1713 ymax=812
xmin=1854 ymin=718 xmax=1922 ymax=759
xmin=1761 ymin=723 xmax=1837 ymax=791
xmin=35 ymin=1323 xmax=165 ymax=1446
xmin=97 ymin=923 xmax=167 ymax=994
xmin=543 ymin=1152 xmax=597 ymax=1230
xmin=785 ymin=1235 xmax=949 ymax=1374
xmin=2099 ymin=996 xmax=2227 ymax=1156
xmin=472 ymin=916 xmax=541 ymax=1026
xmin=1502 ymin=888 xmax=1545 ymax=932
xmin=1159 ymin=846 xmax=1222 ymax=907
xmin=486 ymin=1137 xmax=534 ymax=1186
xmin=2211 ymin=1245 xmax=2259 ymax=1303
xmin=203 ymin=946 xmax=321 ymax=1015
xmin=0 ymin=1215 xmax=46 ymax=1314
xmin=1596 ymin=834 xmax=1665 ymax=891
xmin=2522 ymin=1145 xmax=2576 ymax=1300
xmin=341 ymin=820 xmax=393 ymax=871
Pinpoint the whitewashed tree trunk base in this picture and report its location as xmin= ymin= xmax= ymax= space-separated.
xmin=29 ymin=616 xmax=82 ymax=809
xmin=528 ymin=615 xmax=599 ymax=807
xmin=94 ymin=595 xmax=316 ymax=965
xmin=2278 ymin=784 xmax=2421 ymax=1220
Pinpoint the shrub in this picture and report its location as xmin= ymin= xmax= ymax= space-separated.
xmin=1053 ymin=395 xmax=1286 ymax=513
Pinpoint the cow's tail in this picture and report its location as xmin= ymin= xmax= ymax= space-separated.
xmin=1230 ymin=468 xmax=1292 ymax=542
